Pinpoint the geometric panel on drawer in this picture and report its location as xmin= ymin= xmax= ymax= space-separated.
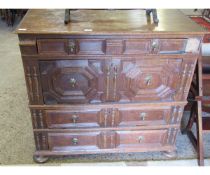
xmin=121 ymin=58 xmax=183 ymax=101
xmin=40 ymin=60 xmax=104 ymax=104
xmin=51 ymin=67 xmax=95 ymax=99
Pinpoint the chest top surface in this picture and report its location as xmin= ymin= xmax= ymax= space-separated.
xmin=16 ymin=9 xmax=208 ymax=35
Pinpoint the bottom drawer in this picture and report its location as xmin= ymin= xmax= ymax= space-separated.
xmin=46 ymin=129 xmax=173 ymax=152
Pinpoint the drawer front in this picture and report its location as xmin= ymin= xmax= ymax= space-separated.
xmin=40 ymin=58 xmax=196 ymax=104
xmin=45 ymin=110 xmax=102 ymax=128
xmin=46 ymin=129 xmax=170 ymax=152
xmin=32 ymin=105 xmax=183 ymax=129
xmin=35 ymin=38 xmax=200 ymax=56
xmin=45 ymin=108 xmax=170 ymax=129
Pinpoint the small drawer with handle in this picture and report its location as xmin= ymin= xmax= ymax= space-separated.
xmin=48 ymin=132 xmax=101 ymax=151
xmin=150 ymin=38 xmax=201 ymax=54
xmin=116 ymin=130 xmax=168 ymax=149
xmin=117 ymin=108 xmax=171 ymax=126
xmin=37 ymin=39 xmax=76 ymax=55
xmin=45 ymin=109 xmax=102 ymax=129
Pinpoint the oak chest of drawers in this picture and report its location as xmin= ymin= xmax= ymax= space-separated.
xmin=16 ymin=9 xmax=207 ymax=163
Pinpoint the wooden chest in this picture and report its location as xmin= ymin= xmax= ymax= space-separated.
xmin=16 ymin=9 xmax=206 ymax=163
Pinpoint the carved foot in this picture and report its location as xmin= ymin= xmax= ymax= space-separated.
xmin=33 ymin=155 xmax=49 ymax=163
xmin=162 ymin=150 xmax=177 ymax=158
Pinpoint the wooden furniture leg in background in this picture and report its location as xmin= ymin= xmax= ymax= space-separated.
xmin=184 ymin=55 xmax=204 ymax=166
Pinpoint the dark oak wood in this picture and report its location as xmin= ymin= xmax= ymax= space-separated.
xmin=16 ymin=9 xmax=208 ymax=163
xmin=16 ymin=9 xmax=207 ymax=34
xmin=31 ymin=104 xmax=184 ymax=129
xmin=39 ymin=57 xmax=196 ymax=104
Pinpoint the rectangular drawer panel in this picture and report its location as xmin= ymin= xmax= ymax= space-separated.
xmin=118 ymin=108 xmax=171 ymax=126
xmin=157 ymin=39 xmax=187 ymax=54
xmin=45 ymin=110 xmax=101 ymax=128
xmin=37 ymin=39 xmax=69 ymax=55
xmin=123 ymin=39 xmax=151 ymax=54
xmin=46 ymin=129 xmax=170 ymax=152
xmin=116 ymin=130 xmax=167 ymax=148
xmin=77 ymin=39 xmax=105 ymax=55
xmin=48 ymin=132 xmax=101 ymax=151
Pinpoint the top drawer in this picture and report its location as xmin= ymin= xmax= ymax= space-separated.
xmin=19 ymin=38 xmax=201 ymax=55
xmin=37 ymin=39 xmax=106 ymax=55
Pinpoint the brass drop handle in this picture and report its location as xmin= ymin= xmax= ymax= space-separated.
xmin=138 ymin=136 xmax=144 ymax=143
xmin=151 ymin=40 xmax=158 ymax=51
xmin=70 ymin=78 xmax=76 ymax=87
xmin=72 ymin=114 xmax=78 ymax=123
xmin=72 ymin=138 xmax=78 ymax=145
xmin=145 ymin=75 xmax=152 ymax=86
xmin=114 ymin=65 xmax=118 ymax=75
xmin=69 ymin=43 xmax=75 ymax=53
xmin=140 ymin=112 xmax=147 ymax=121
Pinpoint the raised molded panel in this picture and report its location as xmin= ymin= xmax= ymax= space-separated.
xmin=77 ymin=39 xmax=105 ymax=55
xmin=124 ymin=39 xmax=151 ymax=54
xmin=115 ymin=130 xmax=167 ymax=148
xmin=45 ymin=109 xmax=102 ymax=128
xmin=121 ymin=58 xmax=183 ymax=101
xmin=106 ymin=40 xmax=124 ymax=55
xmin=40 ymin=60 xmax=105 ymax=104
xmin=37 ymin=39 xmax=69 ymax=55
xmin=117 ymin=108 xmax=170 ymax=126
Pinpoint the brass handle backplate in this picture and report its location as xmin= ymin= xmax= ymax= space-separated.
xmin=69 ymin=42 xmax=75 ymax=53
xmin=72 ymin=114 xmax=78 ymax=123
xmin=70 ymin=78 xmax=76 ymax=87
xmin=72 ymin=138 xmax=78 ymax=145
xmin=139 ymin=112 xmax=147 ymax=121
xmin=138 ymin=136 xmax=144 ymax=143
xmin=145 ymin=75 xmax=152 ymax=86
xmin=151 ymin=40 xmax=159 ymax=52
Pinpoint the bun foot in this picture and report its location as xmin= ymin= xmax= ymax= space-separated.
xmin=162 ymin=150 xmax=177 ymax=158
xmin=33 ymin=155 xmax=49 ymax=163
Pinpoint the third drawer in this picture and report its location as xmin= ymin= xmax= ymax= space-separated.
xmin=31 ymin=104 xmax=184 ymax=129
